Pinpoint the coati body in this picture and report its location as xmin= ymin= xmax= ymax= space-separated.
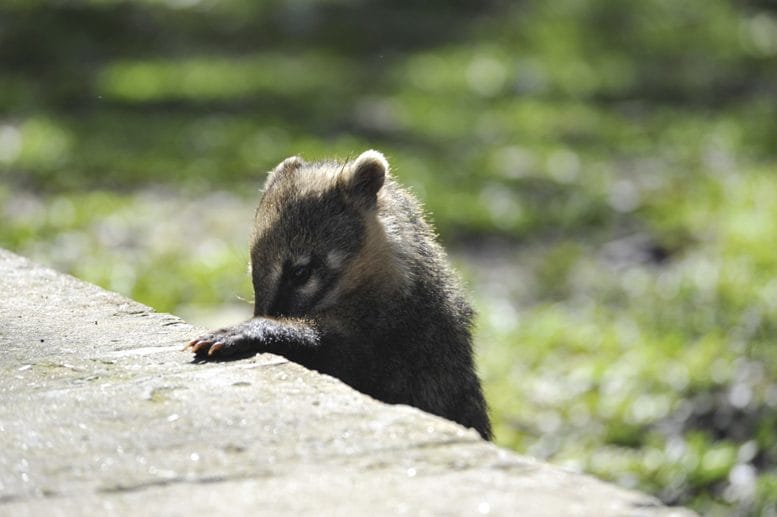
xmin=186 ymin=150 xmax=492 ymax=439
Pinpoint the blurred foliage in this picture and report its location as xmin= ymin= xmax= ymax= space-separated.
xmin=2 ymin=0 xmax=777 ymax=514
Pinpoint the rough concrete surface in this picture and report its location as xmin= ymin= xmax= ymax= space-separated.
xmin=0 ymin=249 xmax=694 ymax=516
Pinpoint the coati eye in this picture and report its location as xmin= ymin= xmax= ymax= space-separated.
xmin=290 ymin=264 xmax=311 ymax=284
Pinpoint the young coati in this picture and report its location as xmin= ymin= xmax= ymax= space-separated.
xmin=185 ymin=150 xmax=492 ymax=440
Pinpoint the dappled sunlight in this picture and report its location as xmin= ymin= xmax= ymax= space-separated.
xmin=16 ymin=117 xmax=73 ymax=168
xmin=0 ymin=124 xmax=22 ymax=164
xmin=97 ymin=53 xmax=349 ymax=102
xmin=2 ymin=0 xmax=777 ymax=513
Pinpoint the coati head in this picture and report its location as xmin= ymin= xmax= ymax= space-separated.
xmin=250 ymin=150 xmax=397 ymax=318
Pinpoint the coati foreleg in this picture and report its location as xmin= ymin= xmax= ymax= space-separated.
xmin=184 ymin=317 xmax=320 ymax=360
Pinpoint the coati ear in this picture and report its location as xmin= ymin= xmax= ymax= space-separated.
xmin=339 ymin=150 xmax=388 ymax=209
xmin=263 ymin=155 xmax=304 ymax=192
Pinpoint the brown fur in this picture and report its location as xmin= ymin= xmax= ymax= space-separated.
xmin=186 ymin=150 xmax=492 ymax=439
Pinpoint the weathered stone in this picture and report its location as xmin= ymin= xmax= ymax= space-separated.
xmin=0 ymin=249 xmax=694 ymax=516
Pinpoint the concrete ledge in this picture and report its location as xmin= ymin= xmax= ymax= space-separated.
xmin=0 ymin=249 xmax=694 ymax=516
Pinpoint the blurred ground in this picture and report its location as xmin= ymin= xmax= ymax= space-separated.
xmin=2 ymin=1 xmax=777 ymax=514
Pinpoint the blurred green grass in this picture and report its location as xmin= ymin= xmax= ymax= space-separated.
xmin=2 ymin=0 xmax=777 ymax=514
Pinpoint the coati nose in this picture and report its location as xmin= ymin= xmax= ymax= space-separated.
xmin=267 ymin=307 xmax=285 ymax=318
xmin=268 ymin=306 xmax=305 ymax=318
xmin=267 ymin=291 xmax=304 ymax=318
xmin=267 ymin=300 xmax=286 ymax=318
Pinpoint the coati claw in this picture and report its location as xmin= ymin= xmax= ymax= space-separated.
xmin=183 ymin=337 xmax=211 ymax=356
xmin=185 ymin=324 xmax=255 ymax=359
xmin=196 ymin=341 xmax=213 ymax=354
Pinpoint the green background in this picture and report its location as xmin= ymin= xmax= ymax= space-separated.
xmin=2 ymin=1 xmax=777 ymax=514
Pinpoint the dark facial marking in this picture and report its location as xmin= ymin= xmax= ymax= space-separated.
xmin=252 ymin=180 xmax=367 ymax=317
xmin=290 ymin=264 xmax=311 ymax=285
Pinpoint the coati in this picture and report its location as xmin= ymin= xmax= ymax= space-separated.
xmin=185 ymin=150 xmax=492 ymax=440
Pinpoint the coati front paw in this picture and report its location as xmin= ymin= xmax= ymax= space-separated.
xmin=184 ymin=324 xmax=258 ymax=360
